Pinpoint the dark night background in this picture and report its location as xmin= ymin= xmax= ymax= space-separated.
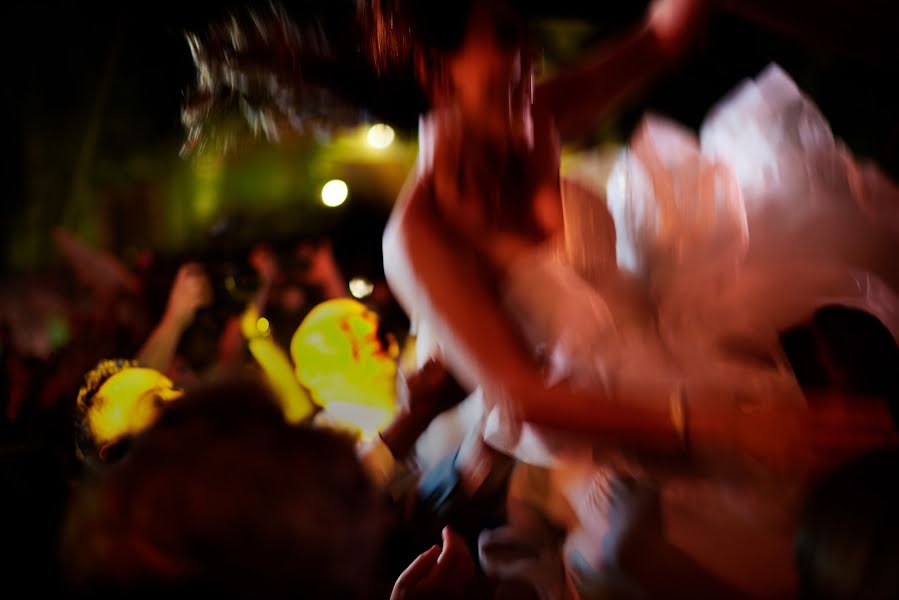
xmin=2 ymin=1 xmax=898 ymax=276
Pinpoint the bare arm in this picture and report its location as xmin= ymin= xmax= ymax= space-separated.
xmin=537 ymin=0 xmax=893 ymax=145
xmin=299 ymin=240 xmax=348 ymax=300
xmin=383 ymin=176 xmax=682 ymax=455
xmin=136 ymin=317 xmax=187 ymax=373
xmin=136 ymin=263 xmax=211 ymax=372
xmin=384 ymin=176 xmax=899 ymax=470
xmin=536 ymin=0 xmax=710 ymax=144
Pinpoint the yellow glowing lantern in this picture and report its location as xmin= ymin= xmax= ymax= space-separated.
xmin=291 ymin=299 xmax=399 ymax=440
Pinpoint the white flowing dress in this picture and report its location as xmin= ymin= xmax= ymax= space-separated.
xmin=412 ymin=64 xmax=899 ymax=598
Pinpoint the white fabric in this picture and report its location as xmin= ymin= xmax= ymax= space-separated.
xmin=478 ymin=64 xmax=899 ymax=598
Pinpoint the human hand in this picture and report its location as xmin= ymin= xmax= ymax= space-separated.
xmin=164 ymin=263 xmax=212 ymax=330
xmin=391 ymin=527 xmax=477 ymax=600
xmin=379 ymin=360 xmax=467 ymax=461
xmin=647 ymin=0 xmax=712 ymax=60
xmin=399 ymin=358 xmax=468 ymax=426
xmin=298 ymin=240 xmax=343 ymax=293
xmin=478 ymin=501 xmax=568 ymax=597
xmin=249 ymin=244 xmax=279 ymax=287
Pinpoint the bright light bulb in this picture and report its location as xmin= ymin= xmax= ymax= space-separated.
xmin=366 ymin=124 xmax=395 ymax=149
xmin=348 ymin=277 xmax=375 ymax=299
xmin=321 ymin=179 xmax=348 ymax=207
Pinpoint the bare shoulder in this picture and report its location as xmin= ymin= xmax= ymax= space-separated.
xmin=384 ymin=170 xmax=430 ymax=255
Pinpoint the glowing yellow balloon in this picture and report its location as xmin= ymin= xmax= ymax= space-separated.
xmin=291 ymin=299 xmax=399 ymax=439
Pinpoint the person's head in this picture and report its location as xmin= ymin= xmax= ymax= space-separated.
xmin=784 ymin=307 xmax=899 ymax=598
xmin=399 ymin=0 xmax=532 ymax=140
xmin=796 ymin=448 xmax=899 ymax=600
xmin=291 ymin=299 xmax=399 ymax=440
xmin=780 ymin=305 xmax=899 ymax=423
xmin=63 ymin=378 xmax=389 ymax=599
xmin=75 ymin=359 xmax=183 ymax=466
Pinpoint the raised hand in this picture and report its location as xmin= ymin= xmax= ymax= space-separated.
xmin=164 ymin=263 xmax=213 ymax=330
xmin=391 ymin=527 xmax=477 ymax=600
xmin=249 ymin=244 xmax=279 ymax=287
xmin=399 ymin=358 xmax=468 ymax=425
xmin=647 ymin=0 xmax=713 ymax=60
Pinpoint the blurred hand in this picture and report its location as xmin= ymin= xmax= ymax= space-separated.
xmin=164 ymin=263 xmax=212 ymax=330
xmin=391 ymin=527 xmax=477 ymax=600
xmin=647 ymin=0 xmax=712 ymax=59
xmin=379 ymin=360 xmax=468 ymax=461
xmin=399 ymin=358 xmax=468 ymax=426
xmin=249 ymin=244 xmax=279 ymax=287
xmin=478 ymin=501 xmax=568 ymax=597
xmin=298 ymin=240 xmax=339 ymax=285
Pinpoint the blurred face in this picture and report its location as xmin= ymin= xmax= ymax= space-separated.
xmin=87 ymin=368 xmax=183 ymax=457
xmin=444 ymin=2 xmax=533 ymax=144
xmin=292 ymin=300 xmax=399 ymax=440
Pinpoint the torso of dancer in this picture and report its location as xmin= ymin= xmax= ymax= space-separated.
xmin=383 ymin=0 xmax=897 ymax=473
xmin=384 ymin=0 xmax=721 ymax=464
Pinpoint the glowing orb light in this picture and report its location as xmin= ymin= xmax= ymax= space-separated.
xmin=366 ymin=123 xmax=395 ymax=149
xmin=321 ymin=179 xmax=348 ymax=207
xmin=349 ymin=277 xmax=375 ymax=299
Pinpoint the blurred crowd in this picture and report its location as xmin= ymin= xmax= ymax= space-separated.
xmin=4 ymin=0 xmax=899 ymax=598
xmin=0 ymin=227 xmax=413 ymax=593
xmin=2 ymin=222 xmax=898 ymax=600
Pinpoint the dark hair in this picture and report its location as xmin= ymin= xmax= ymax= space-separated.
xmin=796 ymin=448 xmax=899 ymax=600
xmin=62 ymin=377 xmax=388 ymax=599
xmin=780 ymin=305 xmax=899 ymax=426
